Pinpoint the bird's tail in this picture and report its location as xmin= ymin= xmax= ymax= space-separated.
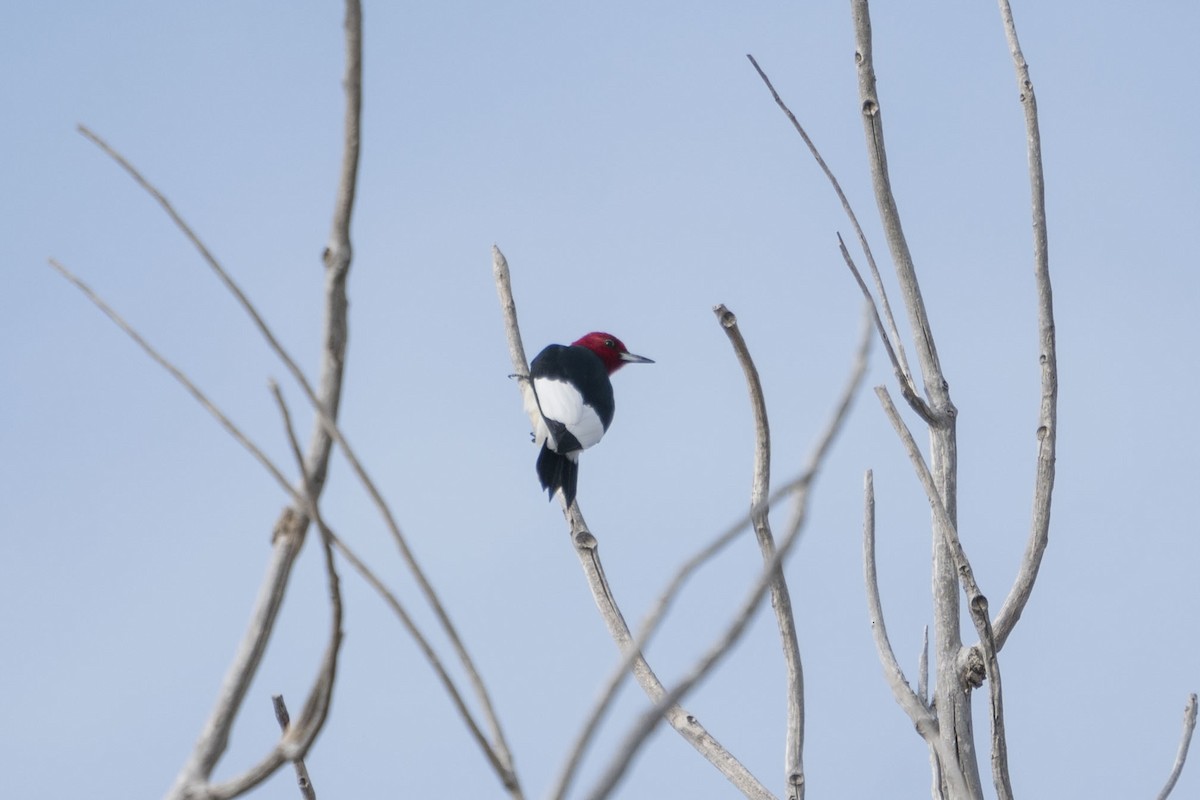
xmin=536 ymin=444 xmax=579 ymax=506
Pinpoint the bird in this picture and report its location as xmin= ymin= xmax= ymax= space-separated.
xmin=526 ymin=331 xmax=653 ymax=506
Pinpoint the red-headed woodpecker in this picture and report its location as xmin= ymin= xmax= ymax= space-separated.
xmin=528 ymin=332 xmax=653 ymax=505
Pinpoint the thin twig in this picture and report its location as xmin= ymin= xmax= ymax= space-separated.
xmin=79 ymin=6 xmax=518 ymax=790
xmin=50 ymin=255 xmax=304 ymax=800
xmin=990 ymin=0 xmax=1058 ymax=654
xmin=714 ymin=304 xmax=805 ymax=800
xmin=269 ymin=382 xmax=343 ymax=758
xmin=862 ymin=471 xmax=937 ymax=736
xmin=273 ymin=696 xmax=317 ymax=800
xmin=836 ymin=235 xmax=935 ymax=424
xmin=1157 ymin=694 xmax=1199 ymax=800
xmin=874 ymin=387 xmax=1011 ymax=800
xmin=746 ymin=54 xmax=916 ymax=405
xmin=183 ymin=383 xmax=350 ymax=800
xmin=328 ymin=532 xmax=515 ymax=784
xmin=46 ymin=259 xmax=293 ymax=493
xmin=491 ymin=245 xmax=776 ymax=800
xmin=862 ymin=472 xmax=967 ymax=797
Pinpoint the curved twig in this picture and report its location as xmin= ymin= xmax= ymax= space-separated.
xmin=862 ymin=471 xmax=968 ymax=797
xmin=1157 ymin=694 xmax=1199 ymax=800
xmin=491 ymin=246 xmax=775 ymax=800
xmin=746 ymin=54 xmax=917 ymax=411
xmin=862 ymin=470 xmax=936 ymax=734
xmin=835 ymin=235 xmax=935 ymax=424
xmin=269 ymin=382 xmax=343 ymax=759
xmin=990 ymin=0 xmax=1058 ymax=654
xmin=714 ymin=304 xmax=805 ymax=799
xmin=206 ymin=385 xmax=348 ymax=800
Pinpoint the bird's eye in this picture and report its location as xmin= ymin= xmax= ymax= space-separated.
xmin=604 ymin=339 xmax=615 ymax=348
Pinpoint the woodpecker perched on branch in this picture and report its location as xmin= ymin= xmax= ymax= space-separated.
xmin=527 ymin=332 xmax=653 ymax=506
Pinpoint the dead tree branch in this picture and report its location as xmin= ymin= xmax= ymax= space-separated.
xmin=272 ymin=696 xmax=317 ymax=800
xmin=989 ymin=0 xmax=1058 ymax=654
xmin=746 ymin=54 xmax=918 ymax=412
xmin=714 ymin=304 xmax=805 ymax=799
xmin=553 ymin=305 xmax=868 ymax=800
xmin=874 ymin=387 xmax=1011 ymax=800
xmin=1157 ymin=694 xmax=1199 ymax=800
xmin=491 ymin=245 xmax=776 ymax=800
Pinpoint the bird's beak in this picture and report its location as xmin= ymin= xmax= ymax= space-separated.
xmin=620 ymin=351 xmax=654 ymax=364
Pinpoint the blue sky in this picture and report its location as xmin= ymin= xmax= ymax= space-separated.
xmin=4 ymin=2 xmax=1198 ymax=798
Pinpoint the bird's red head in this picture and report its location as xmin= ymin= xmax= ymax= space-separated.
xmin=571 ymin=332 xmax=655 ymax=374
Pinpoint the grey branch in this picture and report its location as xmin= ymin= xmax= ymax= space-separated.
xmin=491 ymin=246 xmax=775 ymax=800
xmin=268 ymin=382 xmax=343 ymax=758
xmin=197 ymin=385 xmax=346 ymax=800
xmin=746 ymin=53 xmax=923 ymax=420
xmin=835 ymin=235 xmax=935 ymax=424
xmin=849 ymin=0 xmax=951 ymax=415
xmin=272 ymin=696 xmax=317 ymax=800
xmin=863 ymin=471 xmax=968 ymax=797
xmin=1156 ymin=694 xmax=1199 ymax=800
xmin=862 ymin=471 xmax=938 ymax=737
xmin=77 ymin=4 xmax=518 ymax=792
xmin=714 ymin=304 xmax=805 ymax=800
xmin=552 ymin=307 xmax=868 ymax=800
xmin=874 ymin=387 xmax=1012 ymax=800
xmin=989 ymin=0 xmax=1058 ymax=654
xmin=582 ymin=375 xmax=827 ymax=799
xmin=48 ymin=252 xmax=509 ymax=796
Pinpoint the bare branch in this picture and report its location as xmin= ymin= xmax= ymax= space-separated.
xmin=582 ymin=440 xmax=816 ymax=800
xmin=184 ymin=381 xmax=352 ymax=800
xmin=70 ymin=5 xmax=362 ymax=794
xmin=848 ymin=1 xmax=951 ymax=415
xmin=863 ymin=472 xmax=968 ymax=797
xmin=48 ymin=256 xmax=305 ymax=800
xmin=714 ymin=304 xmax=805 ymax=799
xmin=874 ymin=387 xmax=1012 ymax=800
xmin=746 ymin=54 xmax=915 ymax=399
xmin=272 ymin=696 xmax=317 ymax=800
xmin=46 ymin=259 xmax=293 ymax=494
xmin=990 ymin=0 xmax=1058 ymax=654
xmin=554 ymin=305 xmax=869 ymax=800
xmin=862 ymin=471 xmax=938 ymax=737
xmin=80 ymin=6 xmax=518 ymax=791
xmin=835 ymin=235 xmax=936 ymax=424
xmin=1157 ymin=694 xmax=1199 ymax=800
xmin=492 ymin=246 xmax=776 ymax=800
xmin=269 ymin=382 xmax=343 ymax=760
xmin=50 ymin=253 xmax=514 ymax=797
